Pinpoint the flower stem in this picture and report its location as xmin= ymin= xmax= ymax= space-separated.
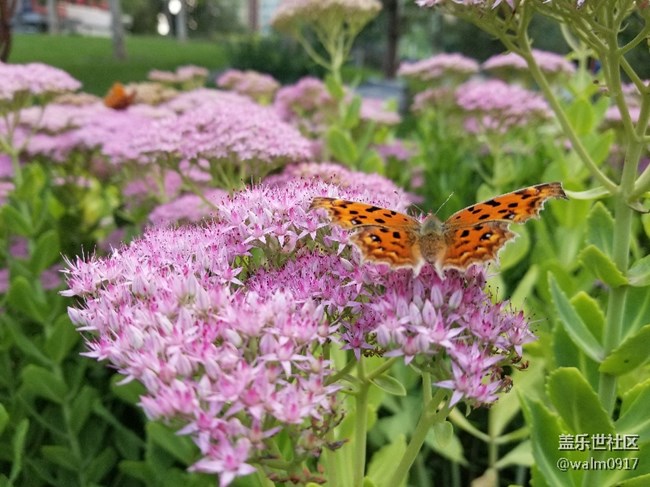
xmin=387 ymin=388 xmax=449 ymax=487
xmin=506 ymin=35 xmax=617 ymax=193
xmin=353 ymin=358 xmax=369 ymax=486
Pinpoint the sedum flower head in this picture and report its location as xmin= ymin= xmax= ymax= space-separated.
xmin=456 ymin=79 xmax=551 ymax=133
xmin=0 ymin=62 xmax=81 ymax=114
xmin=64 ymin=171 xmax=533 ymax=484
xmin=272 ymin=0 xmax=382 ymax=33
xmin=398 ymin=53 xmax=479 ymax=85
xmin=216 ymin=69 xmax=280 ymax=104
xmin=482 ymin=49 xmax=575 ymax=81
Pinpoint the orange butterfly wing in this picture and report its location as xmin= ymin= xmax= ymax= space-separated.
xmin=440 ymin=182 xmax=567 ymax=269
xmin=310 ymin=197 xmax=424 ymax=269
xmin=104 ymin=82 xmax=136 ymax=110
xmin=441 ymin=222 xmax=515 ymax=270
xmin=311 ymin=183 xmax=567 ymax=273
xmin=445 ymin=182 xmax=567 ymax=226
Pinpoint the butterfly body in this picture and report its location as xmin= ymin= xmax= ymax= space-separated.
xmin=311 ymin=182 xmax=567 ymax=274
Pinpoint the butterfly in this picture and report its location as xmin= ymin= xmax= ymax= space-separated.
xmin=104 ymin=82 xmax=136 ymax=110
xmin=311 ymin=182 xmax=567 ymax=275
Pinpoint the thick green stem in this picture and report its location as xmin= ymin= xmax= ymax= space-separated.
xmin=353 ymin=359 xmax=369 ymax=487
xmin=386 ymin=388 xmax=449 ymax=487
xmin=503 ymin=35 xmax=617 ymax=192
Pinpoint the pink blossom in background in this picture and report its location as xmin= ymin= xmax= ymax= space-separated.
xmin=272 ymin=0 xmax=382 ymax=32
xmin=0 ymin=62 xmax=81 ymax=103
xmin=374 ymin=140 xmax=415 ymax=161
xmin=456 ymin=79 xmax=551 ymax=133
xmin=148 ymin=189 xmax=227 ymax=226
xmin=415 ymin=0 xmax=515 ymax=8
xmin=216 ymin=69 xmax=280 ymax=103
xmin=273 ymin=77 xmax=336 ymax=137
xmin=64 ymin=175 xmax=533 ymax=484
xmin=482 ymin=49 xmax=575 ymax=77
xmin=101 ymin=94 xmax=312 ymax=174
xmin=410 ymin=86 xmax=456 ymax=112
xmin=264 ymin=161 xmax=416 ymax=207
xmin=161 ymin=88 xmax=250 ymax=113
xmin=148 ymin=65 xmax=209 ymax=85
xmin=398 ymin=53 xmax=479 ymax=83
xmin=123 ymin=170 xmax=183 ymax=202
xmin=359 ymin=98 xmax=401 ymax=125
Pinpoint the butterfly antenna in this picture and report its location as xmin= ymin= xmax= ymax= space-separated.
xmin=434 ymin=192 xmax=454 ymax=217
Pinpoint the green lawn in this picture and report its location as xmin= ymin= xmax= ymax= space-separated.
xmin=10 ymin=34 xmax=229 ymax=95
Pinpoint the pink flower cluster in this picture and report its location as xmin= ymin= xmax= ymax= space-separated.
xmin=272 ymin=0 xmax=382 ymax=32
xmin=0 ymin=61 xmax=81 ymax=103
xmin=216 ymin=69 xmax=280 ymax=103
xmin=456 ymin=79 xmax=551 ymax=133
xmin=415 ymin=0 xmax=515 ymax=8
xmin=148 ymin=65 xmax=209 ymax=85
xmin=8 ymin=88 xmax=311 ymax=183
xmin=101 ymin=92 xmax=312 ymax=172
xmin=274 ymin=77 xmax=337 ymax=137
xmin=274 ymin=77 xmax=401 ymax=138
xmin=482 ymin=49 xmax=575 ymax=77
xmin=64 ymin=173 xmax=533 ymax=484
xmin=398 ymin=53 xmax=479 ymax=82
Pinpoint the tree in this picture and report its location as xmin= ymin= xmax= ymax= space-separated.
xmin=383 ymin=0 xmax=399 ymax=78
xmin=0 ymin=0 xmax=18 ymax=61
xmin=109 ymin=0 xmax=127 ymax=60
xmin=47 ymin=0 xmax=59 ymax=34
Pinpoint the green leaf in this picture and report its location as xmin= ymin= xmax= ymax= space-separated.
xmin=586 ymin=202 xmax=614 ymax=255
xmin=1 ymin=315 xmax=50 ymax=363
xmin=10 ymin=419 xmax=28 ymax=482
xmin=510 ymin=265 xmax=540 ymax=309
xmin=21 ymin=365 xmax=67 ymax=404
xmin=549 ymin=275 xmax=604 ymax=362
xmin=30 ymin=229 xmax=60 ymax=274
xmin=7 ymin=276 xmax=48 ymax=323
xmin=69 ymin=386 xmax=98 ymax=435
xmin=1 ymin=205 xmax=33 ymax=236
xmin=600 ymin=324 xmax=650 ymax=375
xmin=431 ymin=420 xmax=453 ymax=448
xmin=571 ymin=292 xmax=605 ymax=342
xmin=547 ymin=367 xmax=615 ymax=435
xmin=519 ymin=395 xmax=575 ymax=487
xmin=583 ymin=130 xmax=615 ymax=166
xmin=147 ymin=422 xmax=198 ymax=465
xmin=358 ymin=151 xmax=385 ymax=175
xmin=367 ymin=434 xmax=407 ymax=487
xmin=564 ymin=186 xmax=611 ymax=200
xmin=579 ymin=244 xmax=628 ymax=287
xmin=324 ymin=74 xmax=345 ymax=100
xmin=617 ymin=474 xmax=650 ymax=487
xmin=343 ymin=96 xmax=362 ymax=129
xmin=628 ymin=255 xmax=650 ymax=287
xmin=617 ymin=379 xmax=650 ymax=438
xmin=0 ymin=404 xmax=7 ymax=436
xmin=370 ymin=374 xmax=406 ymax=396
xmin=326 ymin=127 xmax=358 ymax=166
xmin=42 ymin=445 xmax=80 ymax=471
xmin=566 ymin=97 xmax=595 ymax=135
xmin=86 ymin=447 xmax=118 ymax=484
xmin=494 ymin=440 xmax=533 ymax=468
xmin=44 ymin=314 xmax=79 ymax=364
xmin=498 ymin=225 xmax=530 ymax=271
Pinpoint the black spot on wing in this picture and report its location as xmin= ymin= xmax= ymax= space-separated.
xmin=460 ymin=229 xmax=470 ymax=238
xmin=484 ymin=199 xmax=501 ymax=207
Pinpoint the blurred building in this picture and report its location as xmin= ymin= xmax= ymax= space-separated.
xmin=13 ymin=0 xmax=130 ymax=36
xmin=238 ymin=0 xmax=280 ymax=34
